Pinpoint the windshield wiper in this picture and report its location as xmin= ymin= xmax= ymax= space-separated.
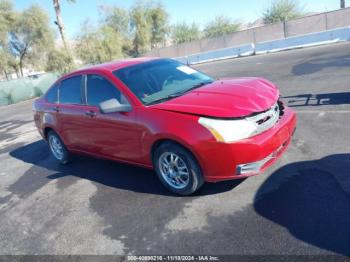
xmin=145 ymin=97 xmax=176 ymax=106
xmin=145 ymin=81 xmax=213 ymax=106
xmin=168 ymin=81 xmax=213 ymax=98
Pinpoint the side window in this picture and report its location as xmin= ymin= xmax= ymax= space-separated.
xmin=46 ymin=84 xmax=59 ymax=103
xmin=86 ymin=74 xmax=129 ymax=107
xmin=59 ymin=76 xmax=82 ymax=105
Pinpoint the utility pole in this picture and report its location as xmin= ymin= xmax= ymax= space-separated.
xmin=341 ymin=0 xmax=346 ymax=8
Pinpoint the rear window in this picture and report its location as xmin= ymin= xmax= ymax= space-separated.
xmin=59 ymin=76 xmax=83 ymax=105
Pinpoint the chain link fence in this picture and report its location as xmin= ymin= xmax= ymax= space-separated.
xmin=0 ymin=73 xmax=59 ymax=106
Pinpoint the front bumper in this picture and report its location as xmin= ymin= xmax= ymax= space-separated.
xmin=196 ymin=107 xmax=297 ymax=182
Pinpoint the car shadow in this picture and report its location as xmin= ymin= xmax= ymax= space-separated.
xmin=292 ymin=55 xmax=350 ymax=75
xmin=281 ymin=92 xmax=350 ymax=108
xmin=254 ymin=154 xmax=350 ymax=255
xmin=9 ymin=140 xmax=244 ymax=197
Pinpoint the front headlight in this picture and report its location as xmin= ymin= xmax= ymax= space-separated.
xmin=198 ymin=117 xmax=258 ymax=143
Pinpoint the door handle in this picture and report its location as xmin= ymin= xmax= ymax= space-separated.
xmin=85 ymin=111 xmax=96 ymax=117
xmin=52 ymin=106 xmax=59 ymax=112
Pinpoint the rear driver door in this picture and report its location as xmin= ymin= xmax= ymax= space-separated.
xmin=56 ymin=75 xmax=92 ymax=151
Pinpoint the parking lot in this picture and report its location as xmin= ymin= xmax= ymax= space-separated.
xmin=0 ymin=42 xmax=350 ymax=255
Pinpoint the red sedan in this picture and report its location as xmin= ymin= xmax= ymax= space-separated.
xmin=33 ymin=58 xmax=296 ymax=195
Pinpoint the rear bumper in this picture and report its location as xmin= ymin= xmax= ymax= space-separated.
xmin=196 ymin=107 xmax=297 ymax=182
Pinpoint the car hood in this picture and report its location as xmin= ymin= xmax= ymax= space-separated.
xmin=149 ymin=77 xmax=280 ymax=118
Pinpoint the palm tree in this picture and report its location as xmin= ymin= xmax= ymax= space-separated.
xmin=52 ymin=0 xmax=75 ymax=52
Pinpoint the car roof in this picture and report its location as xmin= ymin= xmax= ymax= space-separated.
xmin=66 ymin=57 xmax=161 ymax=76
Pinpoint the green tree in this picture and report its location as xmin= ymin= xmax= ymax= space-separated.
xmin=130 ymin=3 xmax=152 ymax=56
xmin=100 ymin=5 xmax=133 ymax=56
xmin=101 ymin=5 xmax=130 ymax=37
xmin=75 ymin=21 xmax=123 ymax=65
xmin=263 ymin=0 xmax=304 ymax=24
xmin=45 ymin=48 xmax=75 ymax=74
xmin=204 ymin=16 xmax=240 ymax=38
xmin=102 ymin=2 xmax=169 ymax=55
xmin=171 ymin=22 xmax=201 ymax=44
xmin=0 ymin=0 xmax=15 ymax=43
xmin=8 ymin=4 xmax=54 ymax=76
xmin=0 ymin=49 xmax=10 ymax=79
xmin=0 ymin=0 xmax=16 ymax=79
xmin=148 ymin=3 xmax=168 ymax=48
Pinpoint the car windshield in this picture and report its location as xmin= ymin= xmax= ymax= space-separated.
xmin=113 ymin=59 xmax=214 ymax=105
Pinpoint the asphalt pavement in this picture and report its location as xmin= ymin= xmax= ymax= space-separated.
xmin=0 ymin=42 xmax=350 ymax=256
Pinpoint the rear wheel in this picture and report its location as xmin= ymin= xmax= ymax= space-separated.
xmin=153 ymin=142 xmax=204 ymax=195
xmin=47 ymin=131 xmax=71 ymax=164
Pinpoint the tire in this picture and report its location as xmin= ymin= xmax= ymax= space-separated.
xmin=47 ymin=130 xmax=71 ymax=164
xmin=153 ymin=142 xmax=204 ymax=195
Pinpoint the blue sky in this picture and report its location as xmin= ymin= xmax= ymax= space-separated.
xmin=15 ymin=0 xmax=347 ymax=39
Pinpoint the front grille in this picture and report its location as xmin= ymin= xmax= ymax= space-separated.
xmin=247 ymin=102 xmax=280 ymax=136
xmin=278 ymin=100 xmax=285 ymax=116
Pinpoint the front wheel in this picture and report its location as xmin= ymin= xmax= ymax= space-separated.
xmin=153 ymin=142 xmax=204 ymax=195
xmin=47 ymin=131 xmax=71 ymax=164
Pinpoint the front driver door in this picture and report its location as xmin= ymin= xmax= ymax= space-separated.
xmin=56 ymin=74 xmax=93 ymax=151
xmin=83 ymin=74 xmax=141 ymax=162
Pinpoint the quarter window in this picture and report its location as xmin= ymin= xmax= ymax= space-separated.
xmin=86 ymin=74 xmax=128 ymax=106
xmin=46 ymin=84 xmax=59 ymax=103
xmin=59 ymin=76 xmax=83 ymax=105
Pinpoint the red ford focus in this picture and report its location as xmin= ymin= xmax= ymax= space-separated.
xmin=33 ymin=58 xmax=296 ymax=195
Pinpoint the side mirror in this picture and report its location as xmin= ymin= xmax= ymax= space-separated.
xmin=99 ymin=98 xmax=132 ymax=114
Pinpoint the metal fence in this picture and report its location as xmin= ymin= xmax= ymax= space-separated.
xmin=145 ymin=7 xmax=350 ymax=58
